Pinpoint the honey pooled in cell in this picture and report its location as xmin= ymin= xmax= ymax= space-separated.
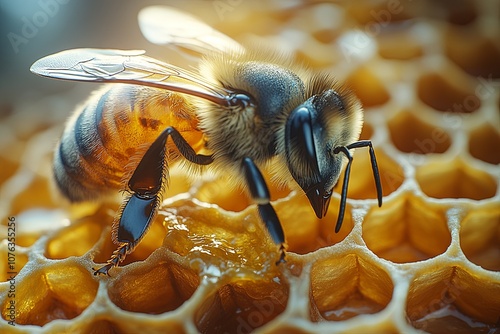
xmin=159 ymin=197 xmax=283 ymax=271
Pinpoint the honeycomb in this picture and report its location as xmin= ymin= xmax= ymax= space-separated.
xmin=1 ymin=1 xmax=499 ymax=333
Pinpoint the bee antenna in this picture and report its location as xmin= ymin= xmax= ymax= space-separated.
xmin=332 ymin=146 xmax=352 ymax=233
xmin=346 ymin=140 xmax=383 ymax=207
xmin=333 ymin=140 xmax=383 ymax=233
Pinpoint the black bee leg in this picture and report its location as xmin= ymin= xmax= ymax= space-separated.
xmin=242 ymin=157 xmax=286 ymax=265
xmin=333 ymin=140 xmax=383 ymax=233
xmin=163 ymin=127 xmax=214 ymax=166
xmin=346 ymin=140 xmax=382 ymax=207
xmin=94 ymin=127 xmax=213 ymax=276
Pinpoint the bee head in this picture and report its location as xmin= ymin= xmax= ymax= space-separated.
xmin=284 ymin=89 xmax=362 ymax=218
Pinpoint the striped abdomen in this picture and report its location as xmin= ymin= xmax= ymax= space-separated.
xmin=54 ymin=84 xmax=204 ymax=202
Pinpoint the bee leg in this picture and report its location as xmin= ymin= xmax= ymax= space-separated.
xmin=94 ymin=127 xmax=213 ymax=276
xmin=242 ymin=157 xmax=286 ymax=265
xmin=345 ymin=140 xmax=382 ymax=207
xmin=333 ymin=140 xmax=383 ymax=233
xmin=93 ymin=130 xmax=168 ymax=276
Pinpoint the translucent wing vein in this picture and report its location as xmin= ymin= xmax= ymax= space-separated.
xmin=30 ymin=48 xmax=231 ymax=104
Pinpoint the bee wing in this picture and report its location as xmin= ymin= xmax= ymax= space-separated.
xmin=30 ymin=48 xmax=231 ymax=105
xmin=138 ymin=6 xmax=242 ymax=54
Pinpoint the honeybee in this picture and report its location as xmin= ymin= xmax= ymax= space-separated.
xmin=31 ymin=6 xmax=382 ymax=275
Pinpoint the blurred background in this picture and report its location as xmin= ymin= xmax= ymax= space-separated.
xmin=0 ymin=0 xmax=198 ymax=106
xmin=0 ymin=0 xmax=315 ymax=108
xmin=2 ymin=0 xmax=497 ymax=106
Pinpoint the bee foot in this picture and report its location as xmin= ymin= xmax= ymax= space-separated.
xmin=93 ymin=243 xmax=129 ymax=276
xmin=93 ymin=264 xmax=114 ymax=276
xmin=275 ymin=245 xmax=287 ymax=266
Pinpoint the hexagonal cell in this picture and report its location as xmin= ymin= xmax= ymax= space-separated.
xmin=345 ymin=66 xmax=390 ymax=108
xmin=460 ymin=204 xmax=500 ymax=271
xmin=333 ymin=148 xmax=405 ymax=200
xmin=377 ymin=32 xmax=423 ymax=60
xmin=363 ymin=195 xmax=451 ymax=263
xmin=194 ymin=276 xmax=288 ymax=334
xmin=445 ymin=32 xmax=500 ymax=78
xmin=46 ymin=218 xmax=102 ymax=260
xmin=469 ymin=123 xmax=500 ymax=165
xmin=407 ymin=265 xmax=500 ymax=333
xmin=310 ymin=253 xmax=393 ymax=321
xmin=1 ymin=262 xmax=97 ymax=326
xmin=417 ymin=72 xmax=481 ymax=113
xmin=416 ymin=159 xmax=497 ymax=200
xmin=388 ymin=111 xmax=451 ymax=155
xmin=108 ymin=258 xmax=199 ymax=314
xmin=273 ymin=192 xmax=324 ymax=254
xmin=83 ymin=319 xmax=185 ymax=334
